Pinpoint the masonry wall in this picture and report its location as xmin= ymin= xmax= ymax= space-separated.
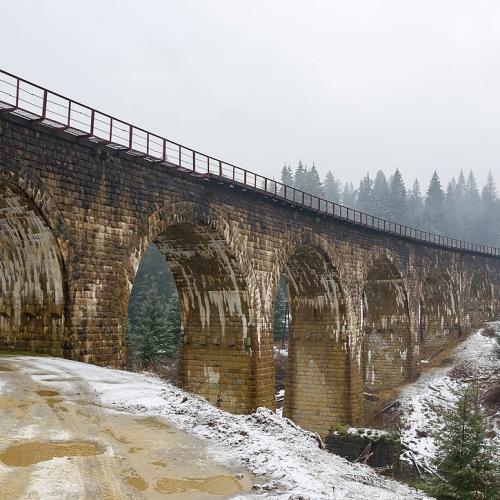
xmin=1 ymin=113 xmax=499 ymax=434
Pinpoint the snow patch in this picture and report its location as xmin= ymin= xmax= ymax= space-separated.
xmin=9 ymin=355 xmax=428 ymax=499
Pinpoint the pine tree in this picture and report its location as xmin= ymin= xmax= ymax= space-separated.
xmin=445 ymin=178 xmax=458 ymax=237
xmin=407 ymin=179 xmax=424 ymax=228
xmin=454 ymin=170 xmax=468 ymax=239
xmin=480 ymin=171 xmax=499 ymax=247
xmin=388 ymin=168 xmax=407 ymax=222
xmin=130 ymin=280 xmax=170 ymax=367
xmin=273 ymin=277 xmax=289 ymax=342
xmin=294 ymin=161 xmax=307 ymax=191
xmin=164 ymin=293 xmax=181 ymax=358
xmin=306 ymin=163 xmax=324 ymax=197
xmin=429 ymin=383 xmax=498 ymax=500
xmin=279 ymin=164 xmax=294 ymax=198
xmin=128 ymin=244 xmax=176 ymax=334
xmin=342 ymin=182 xmax=357 ymax=207
xmin=324 ymin=171 xmax=342 ymax=203
xmin=423 ymin=171 xmax=447 ymax=235
xmin=465 ymin=171 xmax=481 ymax=242
xmin=357 ymin=173 xmax=373 ymax=212
xmin=371 ymin=170 xmax=390 ymax=218
xmin=280 ymin=164 xmax=294 ymax=186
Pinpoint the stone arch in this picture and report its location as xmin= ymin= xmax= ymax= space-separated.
xmin=0 ymin=159 xmax=74 ymax=264
xmin=419 ymin=268 xmax=460 ymax=359
xmin=0 ymin=168 xmax=70 ymax=356
xmin=467 ymin=270 xmax=493 ymax=329
xmin=273 ymin=239 xmax=349 ymax=437
xmin=362 ymin=255 xmax=411 ymax=396
xmin=126 ymin=201 xmax=265 ymax=413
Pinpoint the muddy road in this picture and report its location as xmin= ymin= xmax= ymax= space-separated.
xmin=0 ymin=356 xmax=253 ymax=499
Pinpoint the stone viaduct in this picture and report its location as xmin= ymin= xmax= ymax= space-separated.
xmin=0 ymin=71 xmax=499 ymax=437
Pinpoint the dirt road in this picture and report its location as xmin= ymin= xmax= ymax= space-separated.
xmin=0 ymin=355 xmax=253 ymax=499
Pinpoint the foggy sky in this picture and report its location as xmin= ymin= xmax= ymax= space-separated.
xmin=2 ymin=0 xmax=500 ymax=189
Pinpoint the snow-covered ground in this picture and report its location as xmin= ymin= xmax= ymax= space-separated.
xmin=399 ymin=322 xmax=500 ymax=465
xmin=0 ymin=356 xmax=427 ymax=499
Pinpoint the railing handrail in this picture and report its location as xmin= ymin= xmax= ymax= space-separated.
xmin=0 ymin=68 xmax=498 ymax=258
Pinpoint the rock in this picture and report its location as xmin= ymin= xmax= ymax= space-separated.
xmin=325 ymin=428 xmax=401 ymax=468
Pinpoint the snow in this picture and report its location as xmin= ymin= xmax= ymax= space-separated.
xmin=13 ymin=356 xmax=428 ymax=499
xmin=399 ymin=322 xmax=500 ymax=463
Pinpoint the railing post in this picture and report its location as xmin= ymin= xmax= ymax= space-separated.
xmin=109 ymin=117 xmax=113 ymax=142
xmin=128 ymin=126 xmax=133 ymax=149
xmin=219 ymin=160 xmax=223 ymax=177
xmin=89 ymin=109 xmax=95 ymax=137
xmin=41 ymin=89 xmax=47 ymax=120
xmin=15 ymin=79 xmax=19 ymax=108
xmin=178 ymin=145 xmax=182 ymax=167
xmin=162 ymin=139 xmax=166 ymax=162
xmin=67 ymin=100 xmax=72 ymax=128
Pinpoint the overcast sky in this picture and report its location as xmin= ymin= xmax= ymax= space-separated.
xmin=2 ymin=0 xmax=499 ymax=189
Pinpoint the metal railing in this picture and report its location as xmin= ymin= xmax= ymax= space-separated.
xmin=0 ymin=68 xmax=498 ymax=257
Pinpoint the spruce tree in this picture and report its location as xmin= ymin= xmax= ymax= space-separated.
xmin=388 ymin=168 xmax=407 ymax=223
xmin=279 ymin=164 xmax=294 ymax=198
xmin=357 ymin=173 xmax=373 ymax=212
xmin=480 ymin=171 xmax=499 ymax=247
xmin=307 ymin=163 xmax=324 ymax=197
xmin=273 ymin=277 xmax=289 ymax=342
xmin=128 ymin=244 xmax=176 ymax=332
xmin=430 ymin=383 xmax=498 ymax=500
xmin=423 ymin=171 xmax=447 ymax=235
xmin=371 ymin=170 xmax=390 ymax=218
xmin=454 ymin=170 xmax=468 ymax=239
xmin=280 ymin=164 xmax=294 ymax=186
xmin=445 ymin=178 xmax=458 ymax=237
xmin=164 ymin=293 xmax=181 ymax=358
xmin=294 ymin=161 xmax=307 ymax=191
xmin=407 ymin=179 xmax=424 ymax=228
xmin=465 ymin=171 xmax=482 ymax=242
xmin=342 ymin=182 xmax=357 ymax=207
xmin=129 ymin=278 xmax=172 ymax=368
xmin=324 ymin=171 xmax=342 ymax=203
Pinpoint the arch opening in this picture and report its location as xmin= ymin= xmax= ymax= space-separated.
xmin=277 ymin=245 xmax=348 ymax=436
xmin=127 ymin=244 xmax=181 ymax=374
xmin=0 ymin=181 xmax=66 ymax=355
xmin=420 ymin=269 xmax=460 ymax=359
xmin=127 ymin=221 xmax=254 ymax=413
xmin=272 ymin=276 xmax=290 ymax=411
xmin=362 ymin=258 xmax=411 ymax=402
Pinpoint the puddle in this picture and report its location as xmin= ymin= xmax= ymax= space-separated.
xmin=103 ymin=427 xmax=130 ymax=444
xmin=128 ymin=447 xmax=143 ymax=454
xmin=134 ymin=416 xmax=172 ymax=431
xmin=0 ymin=441 xmax=104 ymax=467
xmin=154 ymin=475 xmax=243 ymax=496
xmin=151 ymin=460 xmax=167 ymax=468
xmin=123 ymin=472 xmax=148 ymax=491
xmin=46 ymin=398 xmax=63 ymax=409
xmin=36 ymin=390 xmax=60 ymax=397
